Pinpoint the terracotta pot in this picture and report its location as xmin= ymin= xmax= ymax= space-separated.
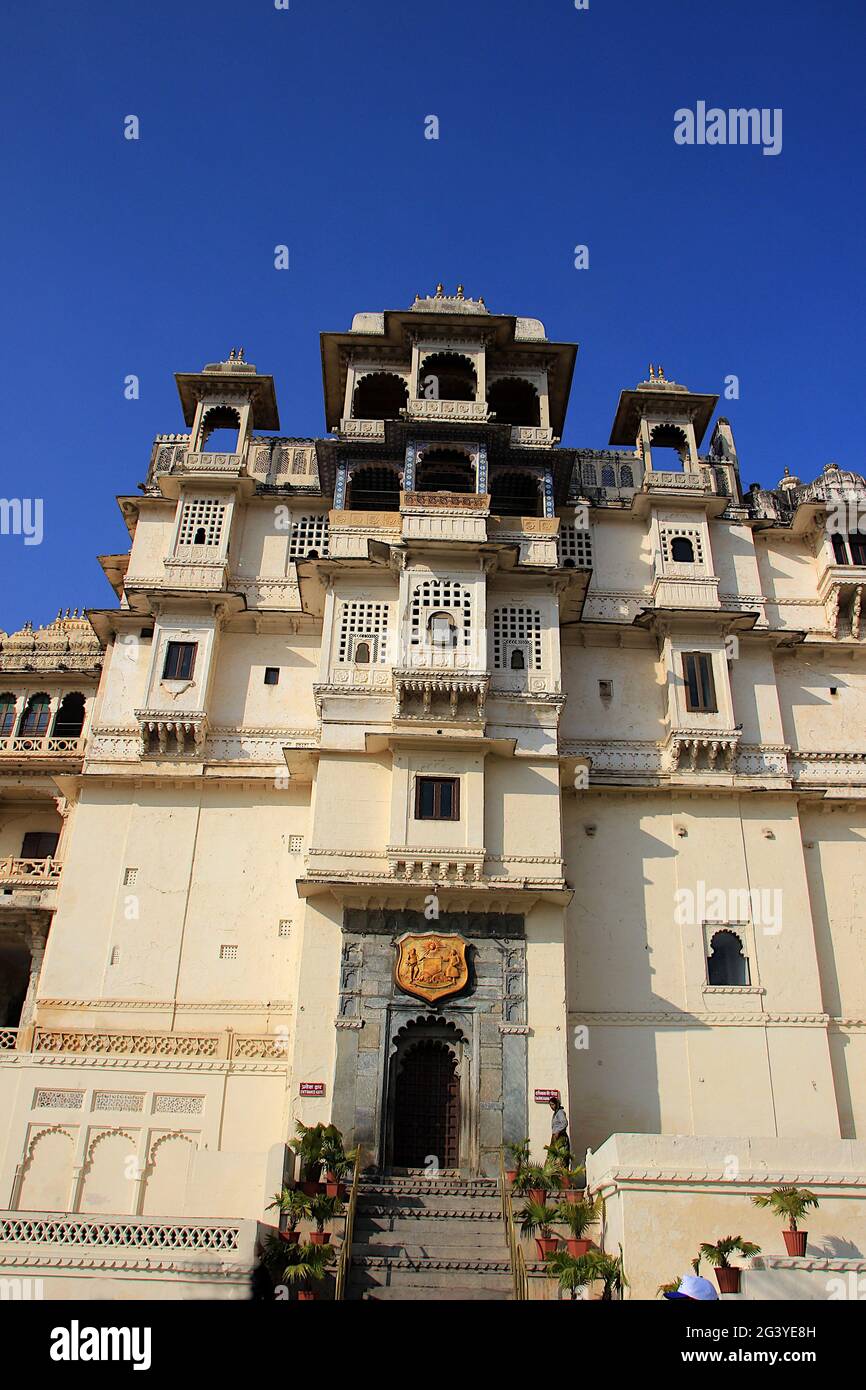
xmin=783 ymin=1229 xmax=807 ymax=1257
xmin=301 ymin=1181 xmax=319 ymax=1197
xmin=279 ymin=1230 xmax=300 ymax=1244
xmin=562 ymin=1190 xmax=583 ymax=1205
xmin=325 ymin=1181 xmax=342 ymax=1198
xmin=566 ymin=1237 xmax=591 ymax=1257
xmin=529 ymin=1188 xmax=547 ymax=1205
xmin=559 ymin=1174 xmax=573 ymax=1190
xmin=714 ymin=1266 xmax=741 ymax=1294
xmin=535 ymin=1236 xmax=559 ymax=1260
xmin=297 ymin=1290 xmax=317 ymax=1301
xmin=506 ymin=1169 xmax=518 ymax=1185
xmin=309 ymin=1231 xmax=331 ymax=1246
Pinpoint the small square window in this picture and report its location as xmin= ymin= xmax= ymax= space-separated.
xmin=264 ymin=667 xmax=280 ymax=686
xmin=123 ymin=867 xmax=138 ymax=887
xmin=288 ymin=835 xmax=304 ymax=853
xmin=415 ymin=776 xmax=460 ymax=821
xmin=219 ymin=944 xmax=238 ymax=960
xmin=163 ymin=641 xmax=196 ymax=681
xmin=109 ymin=947 xmax=120 ymax=966
xmin=278 ymin=920 xmax=292 ymax=938
xmin=598 ymin=680 xmax=613 ymax=700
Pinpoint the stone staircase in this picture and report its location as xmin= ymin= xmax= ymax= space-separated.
xmin=346 ymin=1171 xmax=513 ymax=1301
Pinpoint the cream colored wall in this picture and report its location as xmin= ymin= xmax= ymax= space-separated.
xmin=560 ymin=637 xmax=664 ymax=742
xmin=484 ymin=757 xmax=562 ymax=863
xmin=95 ymin=634 xmax=152 ymax=726
xmin=589 ymin=514 xmax=653 ymax=592
xmin=38 ymin=780 xmax=308 ymax=1014
xmin=209 ymin=632 xmax=319 ymax=728
xmin=0 ymin=805 xmax=63 ymax=857
xmin=776 ymin=650 xmax=866 ymax=750
xmin=563 ymin=791 xmax=841 ymax=1151
xmin=124 ymin=504 xmax=175 ymax=580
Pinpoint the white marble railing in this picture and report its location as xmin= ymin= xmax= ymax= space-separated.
xmin=0 ymin=1028 xmax=18 ymax=1050
xmin=0 ymin=1213 xmax=245 ymax=1251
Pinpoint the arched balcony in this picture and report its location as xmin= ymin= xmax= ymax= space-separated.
xmin=352 ymin=372 xmax=409 ymax=421
xmin=486 ymin=377 xmax=540 ymax=427
xmin=418 ymin=353 xmax=477 ymax=403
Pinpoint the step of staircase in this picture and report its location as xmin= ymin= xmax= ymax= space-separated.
xmin=347 ymin=1170 xmax=512 ymax=1302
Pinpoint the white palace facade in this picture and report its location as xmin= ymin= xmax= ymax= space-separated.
xmin=1 ymin=288 xmax=866 ymax=1298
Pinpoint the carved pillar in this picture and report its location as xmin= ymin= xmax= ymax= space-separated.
xmin=18 ymin=922 xmax=48 ymax=1029
xmin=404 ymin=441 xmax=417 ymax=492
xmin=334 ymin=459 xmax=348 ymax=510
xmin=542 ymin=467 xmax=555 ymax=518
xmin=475 ymin=443 xmax=488 ymax=494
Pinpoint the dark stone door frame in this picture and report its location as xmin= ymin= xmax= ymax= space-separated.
xmin=332 ymin=909 xmax=528 ymax=1177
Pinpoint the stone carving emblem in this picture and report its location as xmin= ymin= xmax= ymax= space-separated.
xmin=395 ymin=933 xmax=468 ymax=1004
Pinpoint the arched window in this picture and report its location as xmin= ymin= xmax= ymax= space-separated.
xmin=707 ymin=930 xmax=750 ymax=986
xmin=418 ymin=353 xmax=477 ymax=402
xmin=0 ymin=693 xmax=16 ymax=738
xmin=352 ymin=372 xmax=409 ymax=421
xmin=619 ymin=465 xmax=634 ymax=488
xmin=200 ymin=406 xmax=241 ymax=454
xmin=490 ymin=470 xmax=540 ymax=517
xmin=582 ymin=464 xmax=597 ymax=486
xmin=601 ymin=465 xmax=616 ymax=487
xmin=670 ymin=536 xmax=695 ymax=563
xmin=510 ymin=649 xmax=525 ymax=670
xmin=486 ymin=378 xmax=541 ymax=427
xmin=416 ymin=450 xmax=475 ymax=495
xmin=428 ymin=612 xmax=457 ymax=649
xmin=354 ymin=641 xmax=371 ymax=665
xmin=52 ymin=692 xmax=86 ymax=738
xmin=18 ymin=693 xmax=51 ymax=737
xmin=193 ymin=526 xmax=207 ymax=545
xmin=347 ymin=465 xmax=401 ymax=511
xmin=649 ymin=424 xmax=688 ymax=471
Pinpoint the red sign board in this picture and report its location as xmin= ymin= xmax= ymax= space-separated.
xmin=534 ymin=1088 xmax=560 ymax=1103
xmin=299 ymin=1082 xmax=325 ymax=1097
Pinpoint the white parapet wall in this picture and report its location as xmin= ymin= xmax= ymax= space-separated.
xmin=586 ymin=1133 xmax=866 ymax=1301
xmin=0 ymin=1212 xmax=262 ymax=1300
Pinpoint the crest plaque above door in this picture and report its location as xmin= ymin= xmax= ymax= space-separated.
xmin=395 ymin=933 xmax=469 ymax=1004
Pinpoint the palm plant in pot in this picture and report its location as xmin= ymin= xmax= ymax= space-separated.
xmin=266 ymin=1237 xmax=335 ymax=1301
xmin=516 ymin=1161 xmax=562 ymax=1206
xmin=520 ymin=1198 xmax=561 ymax=1260
xmin=591 ymin=1246 xmax=629 ymax=1301
xmin=699 ymin=1235 xmax=761 ymax=1294
xmin=543 ymin=1249 xmax=597 ymax=1300
xmin=307 ymin=1192 xmax=344 ymax=1245
xmin=506 ymin=1139 xmax=531 ymax=1185
xmin=556 ymin=1191 xmax=602 ymax=1256
xmin=558 ymin=1165 xmax=587 ymax=1202
xmin=267 ymin=1186 xmax=310 ymax=1244
xmin=319 ymin=1133 xmax=356 ymax=1198
xmin=751 ymin=1186 xmax=818 ymax=1257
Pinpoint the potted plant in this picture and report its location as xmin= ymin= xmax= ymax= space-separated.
xmin=319 ymin=1133 xmax=356 ymax=1197
xmin=699 ymin=1235 xmax=761 ymax=1294
xmin=591 ymin=1246 xmax=629 ymax=1301
xmin=266 ymin=1238 xmax=335 ymax=1301
xmin=543 ymin=1248 xmax=597 ymax=1300
xmin=506 ymin=1139 xmax=530 ymax=1185
xmin=517 ymin=1162 xmax=562 ymax=1206
xmin=520 ymin=1199 xmax=561 ymax=1260
xmin=556 ymin=1192 xmax=602 ymax=1256
xmin=291 ymin=1121 xmax=345 ymax=1195
xmin=558 ymin=1165 xmax=587 ymax=1201
xmin=751 ymin=1186 xmax=818 ymax=1258
xmin=266 ymin=1186 xmax=310 ymax=1244
xmin=307 ymin=1192 xmax=344 ymax=1245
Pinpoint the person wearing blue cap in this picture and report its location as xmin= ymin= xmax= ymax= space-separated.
xmin=664 ymin=1274 xmax=719 ymax=1300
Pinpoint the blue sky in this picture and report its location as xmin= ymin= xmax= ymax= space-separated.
xmin=1 ymin=0 xmax=864 ymax=632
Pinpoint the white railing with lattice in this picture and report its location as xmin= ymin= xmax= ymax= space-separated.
xmin=0 ymin=1214 xmax=243 ymax=1251
xmin=0 ymin=1028 xmax=18 ymax=1050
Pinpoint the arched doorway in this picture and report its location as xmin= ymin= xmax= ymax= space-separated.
xmin=387 ymin=1017 xmax=466 ymax=1170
